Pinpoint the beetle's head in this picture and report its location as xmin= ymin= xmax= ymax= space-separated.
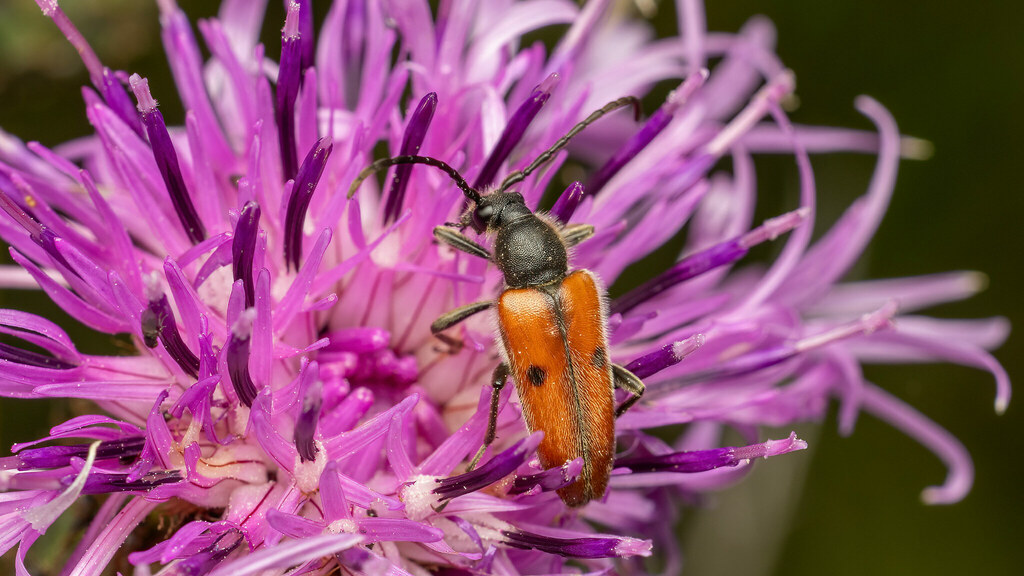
xmin=464 ymin=192 xmax=530 ymax=233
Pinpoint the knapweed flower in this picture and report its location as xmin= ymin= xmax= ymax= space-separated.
xmin=0 ymin=0 xmax=1009 ymax=574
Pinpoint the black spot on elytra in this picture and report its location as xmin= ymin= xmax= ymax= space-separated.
xmin=592 ymin=347 xmax=606 ymax=369
xmin=527 ymin=365 xmax=545 ymax=387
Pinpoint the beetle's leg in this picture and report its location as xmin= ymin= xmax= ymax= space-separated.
xmin=561 ymin=224 xmax=595 ymax=247
xmin=431 ymin=301 xmax=492 ymax=334
xmin=468 ymin=363 xmax=510 ymax=471
xmin=611 ymin=364 xmax=645 ymax=417
xmin=433 ymin=226 xmax=491 ymax=260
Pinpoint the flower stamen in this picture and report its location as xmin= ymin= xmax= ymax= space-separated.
xmin=508 ymin=457 xmax=583 ymax=496
xmin=433 ymin=433 xmax=542 ymax=501
xmin=613 ymin=207 xmax=809 ymax=315
xmin=589 ymin=69 xmax=708 ymax=195
xmin=625 ymin=333 xmax=706 ymax=380
xmin=615 ymin=432 xmax=807 ymax=474
xmin=232 ymin=201 xmax=262 ymax=308
xmin=474 ymin=74 xmax=559 ymax=188
xmin=501 ymin=528 xmax=652 ymax=559
xmin=277 ymin=3 xmax=303 ymax=180
xmin=284 ymin=137 xmax=333 ymax=270
xmin=295 ymin=367 xmax=323 ymax=462
xmin=130 ymin=74 xmax=207 ymax=245
xmin=227 ymin=309 xmax=258 ymax=407
xmin=550 ymin=181 xmax=584 ymax=223
xmin=383 ymin=92 xmax=437 ymax=224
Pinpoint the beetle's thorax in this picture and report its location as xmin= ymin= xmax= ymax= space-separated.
xmin=493 ymin=214 xmax=567 ymax=288
xmin=472 ymin=191 xmax=568 ymax=288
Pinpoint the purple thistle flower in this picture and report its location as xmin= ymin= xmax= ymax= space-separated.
xmin=0 ymin=1 xmax=1010 ymax=575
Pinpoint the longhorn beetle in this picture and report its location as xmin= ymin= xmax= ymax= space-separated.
xmin=349 ymin=97 xmax=645 ymax=507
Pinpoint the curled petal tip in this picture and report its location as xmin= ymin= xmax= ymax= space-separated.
xmin=964 ymin=271 xmax=990 ymax=293
xmin=921 ymin=486 xmax=964 ymax=506
xmin=995 ymin=396 xmax=1009 ymax=415
xmin=901 ymin=136 xmax=935 ymax=160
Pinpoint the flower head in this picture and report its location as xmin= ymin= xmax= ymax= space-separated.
xmin=0 ymin=0 xmax=1009 ymax=574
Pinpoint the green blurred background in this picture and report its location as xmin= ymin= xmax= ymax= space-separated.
xmin=0 ymin=1 xmax=1019 ymax=575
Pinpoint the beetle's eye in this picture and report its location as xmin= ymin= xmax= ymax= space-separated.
xmin=471 ymin=204 xmax=494 ymax=232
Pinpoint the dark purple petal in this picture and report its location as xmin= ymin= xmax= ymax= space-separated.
xmin=612 ymin=241 xmax=744 ymax=316
xmin=588 ymin=70 xmax=707 ymax=195
xmin=226 ymin=310 xmax=258 ymax=407
xmin=383 ymin=92 xmax=438 ymax=223
xmin=665 ymin=303 xmax=897 ymax=391
xmin=612 ymin=208 xmax=808 ymax=315
xmin=163 ymin=529 xmax=243 ymax=574
xmin=129 ymin=521 xmax=241 ymax=566
xmin=232 ymin=201 xmax=261 ymax=308
xmin=615 ymin=432 xmax=807 ymax=473
xmin=625 ymin=334 xmax=705 ymax=380
xmin=296 ymin=0 xmax=315 ymax=71
xmin=17 ymin=436 xmax=144 ymax=470
xmin=295 ymin=369 xmax=322 ymax=462
xmin=0 ymin=340 xmax=77 ymax=370
xmin=169 ymin=543 xmax=238 ymax=575
xmin=0 ymin=310 xmax=79 ymax=368
xmin=508 ymin=457 xmax=583 ymax=495
xmin=130 ymin=74 xmax=207 ymax=244
xmin=501 ymin=528 xmax=651 ymax=559
xmin=101 ymin=67 xmax=144 ymax=138
xmin=0 ymin=186 xmax=79 ymax=276
xmin=69 ymin=469 xmax=182 ymax=495
xmin=433 ymin=433 xmax=542 ymax=500
xmin=32 ymin=228 xmax=76 ymax=276
xmin=0 ymin=185 xmax=45 ymax=239
xmin=276 ymin=3 xmax=303 ymax=180
xmin=549 ymin=181 xmax=584 ymax=223
xmin=474 ymin=74 xmax=558 ymax=189
xmin=284 ymin=137 xmax=333 ymax=270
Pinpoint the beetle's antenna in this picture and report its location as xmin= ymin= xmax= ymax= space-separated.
xmin=497 ymin=96 xmax=641 ymax=193
xmin=348 ymin=155 xmax=482 ymax=203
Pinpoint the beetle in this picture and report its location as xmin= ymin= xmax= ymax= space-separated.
xmin=348 ymin=97 xmax=645 ymax=507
